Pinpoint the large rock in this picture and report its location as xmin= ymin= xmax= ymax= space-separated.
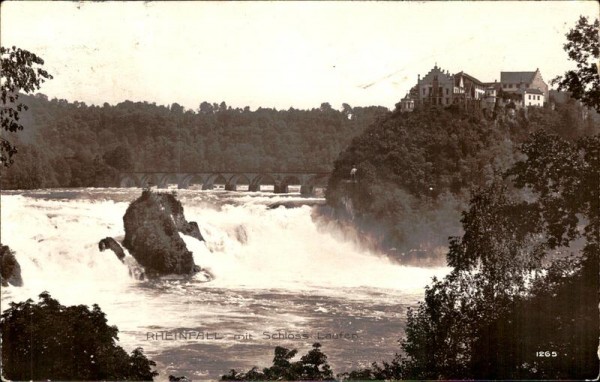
xmin=122 ymin=190 xmax=204 ymax=276
xmin=1 ymin=244 xmax=23 ymax=287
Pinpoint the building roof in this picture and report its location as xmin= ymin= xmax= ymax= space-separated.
xmin=455 ymin=71 xmax=484 ymax=86
xmin=501 ymin=71 xmax=536 ymax=84
xmin=408 ymin=85 xmax=419 ymax=98
xmin=524 ymin=88 xmax=544 ymax=95
xmin=421 ymin=65 xmax=454 ymax=84
xmin=483 ymin=82 xmax=502 ymax=90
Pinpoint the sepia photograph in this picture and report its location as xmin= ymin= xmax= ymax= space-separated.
xmin=0 ymin=1 xmax=598 ymax=380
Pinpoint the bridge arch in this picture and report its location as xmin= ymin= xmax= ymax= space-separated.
xmin=204 ymin=174 xmax=227 ymax=190
xmin=225 ymin=174 xmax=250 ymax=191
xmin=181 ymin=174 xmax=205 ymax=189
xmin=139 ymin=173 xmax=159 ymax=188
xmin=158 ymin=173 xmax=179 ymax=189
xmin=250 ymin=174 xmax=276 ymax=192
xmin=277 ymin=175 xmax=303 ymax=194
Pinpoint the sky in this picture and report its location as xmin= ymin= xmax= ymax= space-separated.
xmin=1 ymin=1 xmax=598 ymax=111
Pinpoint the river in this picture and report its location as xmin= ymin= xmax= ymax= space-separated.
xmin=0 ymin=188 xmax=449 ymax=380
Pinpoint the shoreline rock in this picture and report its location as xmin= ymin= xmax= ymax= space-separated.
xmin=1 ymin=244 xmax=23 ymax=287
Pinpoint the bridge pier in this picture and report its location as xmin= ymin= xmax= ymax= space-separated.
xmin=225 ymin=183 xmax=237 ymax=191
xmin=300 ymin=185 xmax=314 ymax=195
xmin=202 ymin=183 xmax=214 ymax=190
xmin=248 ymin=184 xmax=260 ymax=192
xmin=274 ymin=184 xmax=288 ymax=194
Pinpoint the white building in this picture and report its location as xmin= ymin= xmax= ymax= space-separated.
xmin=521 ymin=88 xmax=544 ymax=107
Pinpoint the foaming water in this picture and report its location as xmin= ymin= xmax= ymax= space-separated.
xmin=183 ymin=202 xmax=444 ymax=292
xmin=1 ymin=195 xmax=133 ymax=305
xmin=1 ymin=188 xmax=450 ymax=380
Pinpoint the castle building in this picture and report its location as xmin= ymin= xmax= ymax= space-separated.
xmin=452 ymin=71 xmax=486 ymax=108
xmin=416 ymin=64 xmax=455 ymax=107
xmin=400 ymin=65 xmax=548 ymax=112
xmin=409 ymin=64 xmax=485 ymax=110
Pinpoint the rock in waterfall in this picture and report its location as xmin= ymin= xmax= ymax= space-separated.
xmin=1 ymin=244 xmax=23 ymax=287
xmin=122 ymin=190 xmax=207 ymax=277
xmin=98 ymin=237 xmax=126 ymax=262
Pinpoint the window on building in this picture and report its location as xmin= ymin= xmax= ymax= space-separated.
xmin=423 ymin=88 xmax=426 ymax=95
xmin=537 ymin=95 xmax=540 ymax=100
xmin=528 ymin=95 xmax=531 ymax=100
xmin=503 ymin=84 xmax=507 ymax=88
xmin=446 ymin=88 xmax=449 ymax=95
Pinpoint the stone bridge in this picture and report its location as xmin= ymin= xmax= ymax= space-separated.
xmin=118 ymin=171 xmax=330 ymax=195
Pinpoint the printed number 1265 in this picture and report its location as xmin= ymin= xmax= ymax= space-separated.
xmin=536 ymin=351 xmax=557 ymax=357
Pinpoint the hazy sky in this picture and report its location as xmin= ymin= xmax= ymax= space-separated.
xmin=1 ymin=1 xmax=598 ymax=110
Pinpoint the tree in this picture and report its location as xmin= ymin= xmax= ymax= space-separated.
xmin=552 ymin=16 xmax=600 ymax=112
xmin=1 ymin=292 xmax=158 ymax=380
xmin=399 ymin=131 xmax=599 ymax=379
xmin=103 ymin=144 xmax=134 ymax=171
xmin=170 ymin=102 xmax=184 ymax=114
xmin=1 ymin=46 xmax=53 ymax=166
xmin=320 ymin=102 xmax=333 ymax=112
xmin=219 ymin=101 xmax=228 ymax=113
xmin=298 ymin=342 xmax=334 ymax=380
xmin=222 ymin=343 xmax=334 ymax=381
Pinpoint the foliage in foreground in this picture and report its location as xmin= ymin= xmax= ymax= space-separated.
xmin=0 ymin=292 xmax=158 ymax=380
xmin=552 ymin=16 xmax=600 ymax=112
xmin=288 ymin=131 xmax=598 ymax=381
xmin=221 ymin=343 xmax=334 ymax=381
xmin=1 ymin=46 xmax=53 ymax=166
xmin=336 ymin=131 xmax=598 ymax=380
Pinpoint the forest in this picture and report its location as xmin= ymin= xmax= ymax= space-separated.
xmin=0 ymin=95 xmax=387 ymax=189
